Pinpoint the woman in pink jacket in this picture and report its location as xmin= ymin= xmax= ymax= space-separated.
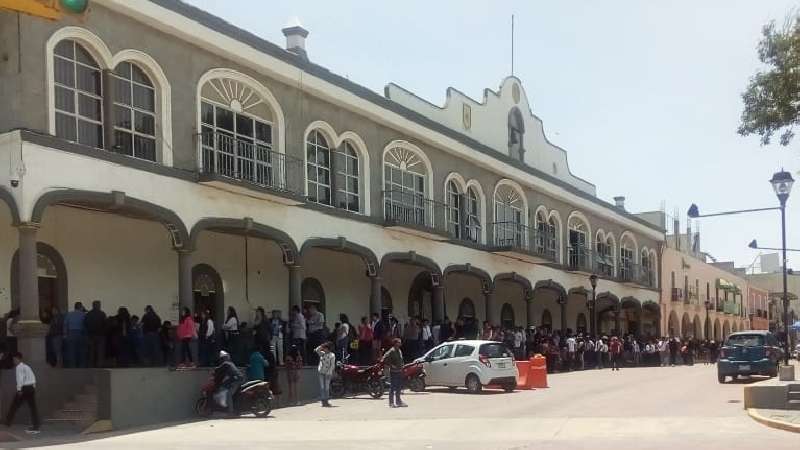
xmin=177 ymin=307 xmax=197 ymax=367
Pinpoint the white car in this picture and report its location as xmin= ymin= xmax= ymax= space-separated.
xmin=416 ymin=340 xmax=518 ymax=394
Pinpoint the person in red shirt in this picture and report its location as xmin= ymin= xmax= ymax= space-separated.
xmin=358 ymin=316 xmax=374 ymax=364
xmin=609 ymin=336 xmax=622 ymax=371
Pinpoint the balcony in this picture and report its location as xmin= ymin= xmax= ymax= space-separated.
xmin=382 ymin=190 xmax=449 ymax=240
xmin=198 ymin=131 xmax=305 ymax=205
xmin=567 ymin=246 xmax=595 ymax=274
xmin=489 ymin=222 xmax=558 ymax=263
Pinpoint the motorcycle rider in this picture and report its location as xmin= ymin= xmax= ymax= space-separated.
xmin=214 ymin=350 xmax=243 ymax=415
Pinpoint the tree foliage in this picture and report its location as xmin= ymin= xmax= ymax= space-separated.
xmin=739 ymin=13 xmax=800 ymax=146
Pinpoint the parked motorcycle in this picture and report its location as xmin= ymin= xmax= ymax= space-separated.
xmin=195 ymin=374 xmax=273 ymax=417
xmin=330 ymin=358 xmax=385 ymax=399
xmin=404 ymin=361 xmax=426 ymax=392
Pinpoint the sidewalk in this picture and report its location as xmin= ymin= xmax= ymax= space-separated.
xmin=748 ymin=408 xmax=800 ymax=433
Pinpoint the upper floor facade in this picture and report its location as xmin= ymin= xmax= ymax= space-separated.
xmin=0 ymin=0 xmax=663 ymax=289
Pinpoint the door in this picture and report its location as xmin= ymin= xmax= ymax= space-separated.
xmin=424 ymin=344 xmax=454 ymax=386
xmin=448 ymin=343 xmax=477 ymax=385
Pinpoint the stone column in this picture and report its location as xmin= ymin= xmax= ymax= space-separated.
xmin=484 ymin=290 xmax=495 ymax=325
xmin=369 ymin=276 xmax=382 ymax=316
xmin=177 ymin=250 xmax=193 ymax=312
xmin=432 ymin=285 xmax=445 ymax=323
xmin=288 ymin=265 xmax=302 ymax=311
xmin=17 ymin=224 xmax=40 ymax=322
xmin=16 ymin=223 xmax=47 ymax=363
xmin=559 ymin=296 xmax=567 ymax=332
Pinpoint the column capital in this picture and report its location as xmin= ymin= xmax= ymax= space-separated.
xmin=17 ymin=222 xmax=41 ymax=231
xmin=286 ymin=264 xmax=303 ymax=270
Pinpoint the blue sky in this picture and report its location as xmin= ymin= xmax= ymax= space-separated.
xmin=186 ymin=0 xmax=799 ymax=271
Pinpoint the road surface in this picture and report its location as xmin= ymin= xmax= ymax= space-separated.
xmin=11 ymin=364 xmax=798 ymax=449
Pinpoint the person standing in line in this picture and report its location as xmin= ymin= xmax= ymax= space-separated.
xmin=609 ymin=336 xmax=622 ymax=371
xmin=314 ymin=342 xmax=335 ymax=407
xmin=45 ymin=305 xmax=64 ymax=367
xmin=402 ymin=318 xmax=419 ymax=362
xmin=421 ymin=319 xmax=433 ymax=353
xmin=4 ymin=352 xmax=39 ymax=434
xmin=632 ymin=338 xmax=642 ymax=366
xmin=358 ymin=316 xmax=373 ymax=365
xmin=269 ymin=310 xmax=286 ymax=366
xmin=177 ymin=308 xmax=197 ymax=368
xmin=290 ymin=305 xmax=307 ymax=363
xmin=253 ymin=307 xmax=271 ymax=356
xmin=382 ymin=338 xmax=406 ymax=408
xmin=141 ymin=305 xmax=162 ymax=366
xmin=222 ymin=307 xmax=240 ymax=363
xmin=668 ymin=337 xmax=679 ymax=366
xmin=62 ymin=302 xmax=86 ymax=368
xmin=198 ymin=310 xmax=216 ymax=367
xmin=336 ymin=314 xmax=352 ymax=362
xmin=84 ymin=301 xmax=107 ymax=368
xmin=565 ymin=334 xmax=577 ymax=370
xmin=306 ymin=305 xmax=325 ymax=355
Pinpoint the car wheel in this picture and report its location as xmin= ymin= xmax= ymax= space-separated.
xmin=717 ymin=373 xmax=726 ymax=383
xmin=466 ymin=374 xmax=482 ymax=394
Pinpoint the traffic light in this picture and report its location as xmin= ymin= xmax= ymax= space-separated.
xmin=0 ymin=0 xmax=88 ymax=20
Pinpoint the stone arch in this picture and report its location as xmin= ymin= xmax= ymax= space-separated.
xmin=0 ymin=187 xmax=20 ymax=226
xmin=533 ymin=279 xmax=567 ymax=299
xmin=299 ymin=237 xmax=378 ymax=273
xmin=380 ymin=251 xmax=441 ymax=276
xmin=681 ymin=312 xmax=692 ymax=338
xmin=11 ymin=242 xmax=69 ymax=319
xmin=192 ymin=263 xmax=225 ymax=324
xmin=443 ymin=264 xmax=491 ymax=286
xmin=693 ymin=315 xmax=702 ymax=339
xmin=668 ymin=310 xmax=680 ymax=337
xmin=641 ymin=301 xmax=661 ymax=337
xmin=501 ymin=302 xmax=516 ymax=327
xmin=197 ymin=67 xmax=286 ymax=155
xmin=188 ymin=217 xmax=296 ymax=256
xmin=31 ymin=189 xmax=189 ymax=249
xmin=493 ymin=272 xmax=533 ymax=293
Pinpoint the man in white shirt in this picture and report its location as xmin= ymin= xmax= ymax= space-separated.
xmin=4 ymin=352 xmax=39 ymax=433
xmin=565 ymin=335 xmax=577 ymax=370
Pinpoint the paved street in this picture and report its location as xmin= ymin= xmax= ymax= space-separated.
xmin=11 ymin=365 xmax=799 ymax=450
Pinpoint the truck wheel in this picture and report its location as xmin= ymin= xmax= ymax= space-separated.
xmin=466 ymin=374 xmax=482 ymax=394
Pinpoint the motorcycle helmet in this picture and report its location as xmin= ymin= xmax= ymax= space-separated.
xmin=219 ymin=350 xmax=231 ymax=360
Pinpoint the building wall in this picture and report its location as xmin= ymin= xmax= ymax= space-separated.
xmin=0 ymin=5 xmax=663 ymax=261
xmin=0 ymin=203 xmax=14 ymax=312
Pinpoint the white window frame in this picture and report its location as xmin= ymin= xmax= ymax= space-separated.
xmin=306 ymin=129 xmax=332 ymax=206
xmin=53 ymin=39 xmax=104 ymax=149
xmin=110 ymin=61 xmax=157 ymax=161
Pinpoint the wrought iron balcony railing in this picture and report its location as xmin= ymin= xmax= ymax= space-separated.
xmin=567 ymin=245 xmax=595 ymax=272
xmin=199 ymin=131 xmax=304 ymax=195
xmin=383 ymin=189 xmax=445 ymax=233
xmin=490 ymin=221 xmax=558 ymax=261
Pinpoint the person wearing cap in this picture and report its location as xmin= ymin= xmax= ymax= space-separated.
xmin=214 ymin=351 xmax=243 ymax=415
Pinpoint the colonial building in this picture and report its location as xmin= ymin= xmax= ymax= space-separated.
xmin=0 ymin=0 xmax=665 ymax=361
xmin=660 ymin=225 xmax=748 ymax=340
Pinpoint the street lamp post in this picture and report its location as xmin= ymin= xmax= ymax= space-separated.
xmin=770 ymin=170 xmax=794 ymax=366
xmin=688 ymin=170 xmax=794 ymax=366
xmin=589 ymin=274 xmax=598 ymax=337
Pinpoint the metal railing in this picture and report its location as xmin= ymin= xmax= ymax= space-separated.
xmin=383 ymin=190 xmax=444 ymax=231
xmin=567 ymin=245 xmax=595 ymax=272
xmin=490 ymin=222 xmax=558 ymax=261
xmin=199 ymin=131 xmax=304 ymax=194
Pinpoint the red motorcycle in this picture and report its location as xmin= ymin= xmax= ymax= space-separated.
xmin=404 ymin=361 xmax=426 ymax=392
xmin=330 ymin=359 xmax=385 ymax=399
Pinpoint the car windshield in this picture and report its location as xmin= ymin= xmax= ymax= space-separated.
xmin=479 ymin=343 xmax=512 ymax=358
xmin=725 ymin=334 xmax=765 ymax=347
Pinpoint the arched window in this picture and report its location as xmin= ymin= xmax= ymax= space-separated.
xmin=535 ymin=210 xmax=548 ymax=255
xmin=501 ymin=303 xmax=515 ymax=328
xmin=200 ymin=74 xmax=276 ymax=187
xmin=53 ymin=39 xmax=103 ymax=148
xmin=541 ymin=309 xmax=553 ymax=330
xmin=619 ymin=234 xmax=636 ymax=281
xmin=384 ymin=145 xmax=429 ymax=226
xmin=465 ymin=186 xmax=482 ymax=243
xmin=111 ymin=61 xmax=156 ymax=161
xmin=547 ymin=214 xmax=560 ymax=261
xmin=568 ymin=214 xmax=590 ymax=269
xmin=459 ymin=298 xmax=476 ymax=319
xmin=301 ymin=277 xmax=326 ymax=314
xmin=595 ymin=232 xmax=615 ymax=277
xmin=576 ymin=313 xmax=587 ymax=333
xmin=306 ymin=130 xmax=332 ymax=205
xmin=508 ymin=108 xmax=525 ymax=160
xmin=494 ymin=184 xmax=524 ymax=247
xmin=446 ymin=180 xmax=462 ymax=239
xmin=335 ymin=141 xmax=360 ymax=212
xmin=641 ymin=249 xmax=652 ymax=286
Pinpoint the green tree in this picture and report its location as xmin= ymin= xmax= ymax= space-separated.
xmin=739 ymin=14 xmax=800 ymax=146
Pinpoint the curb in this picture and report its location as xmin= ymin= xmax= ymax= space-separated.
xmin=747 ymin=408 xmax=800 ymax=433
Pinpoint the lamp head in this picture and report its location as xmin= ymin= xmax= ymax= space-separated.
xmin=687 ymin=204 xmax=699 ymax=218
xmin=770 ymin=170 xmax=794 ymax=203
xmin=589 ymin=274 xmax=598 ymax=288
xmin=748 ymin=239 xmax=758 ymax=249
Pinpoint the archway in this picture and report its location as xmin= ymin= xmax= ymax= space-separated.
xmin=459 ymin=298 xmax=476 ymax=320
xmin=444 ymin=264 xmax=491 ymax=325
xmin=641 ymin=301 xmax=661 ymax=337
xmin=408 ymin=271 xmax=435 ymax=321
xmin=301 ymin=277 xmax=326 ymax=315
xmin=381 ymin=287 xmax=393 ymax=315
xmin=11 ymin=242 xmax=68 ymax=321
xmin=681 ymin=313 xmax=692 ymax=338
xmin=531 ymin=279 xmax=567 ymax=331
xmin=541 ymin=309 xmax=553 ymax=331
xmin=501 ymin=303 xmax=515 ymax=328
xmin=576 ymin=313 xmax=587 ymax=334
xmin=493 ymin=272 xmax=531 ymax=328
xmin=693 ymin=315 xmax=702 ymax=340
xmin=620 ymin=297 xmax=642 ymax=336
xmin=192 ymin=263 xmax=224 ymax=324
xmin=595 ymin=292 xmax=619 ymax=335
xmin=668 ymin=310 xmax=680 ymax=337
